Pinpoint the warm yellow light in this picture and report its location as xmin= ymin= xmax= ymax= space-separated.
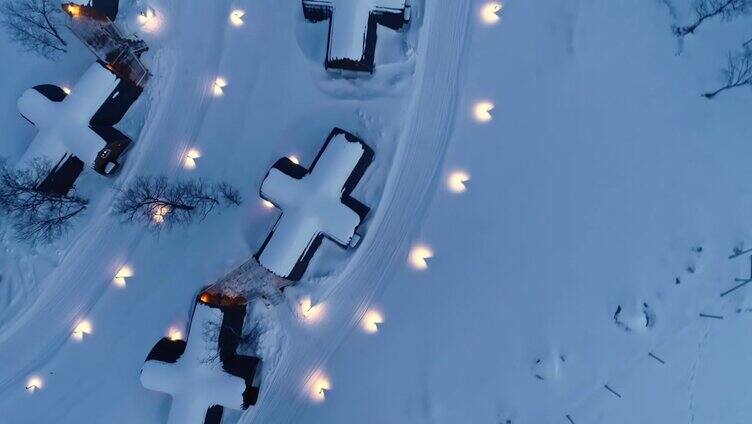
xmin=184 ymin=148 xmax=201 ymax=170
xmin=362 ymin=310 xmax=384 ymax=334
xmin=409 ymin=245 xmax=434 ymax=270
xmin=167 ymin=327 xmax=183 ymax=341
xmin=72 ymin=320 xmax=92 ymax=341
xmin=137 ymin=8 xmax=161 ymax=33
xmin=288 ymin=155 xmax=300 ymax=165
xmin=113 ymin=265 xmax=134 ymax=288
xmin=448 ymin=170 xmax=470 ymax=193
xmin=213 ymin=77 xmax=228 ymax=96
xmin=261 ymin=199 xmax=275 ymax=209
xmin=152 ymin=204 xmax=171 ymax=224
xmin=300 ymin=297 xmax=325 ymax=324
xmin=138 ymin=8 xmax=155 ymax=24
xmin=473 ymin=101 xmax=494 ymax=123
xmin=309 ymin=372 xmax=331 ymax=403
xmin=66 ymin=4 xmax=81 ymax=17
xmin=230 ymin=9 xmax=245 ymax=27
xmin=481 ymin=2 xmax=503 ymax=25
xmin=26 ymin=376 xmax=43 ymax=393
xmin=62 ymin=86 xmax=71 ymax=95
xmin=137 ymin=9 xmax=152 ymax=24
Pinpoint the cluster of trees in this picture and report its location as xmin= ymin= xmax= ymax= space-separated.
xmin=0 ymin=0 xmax=68 ymax=59
xmin=0 ymin=159 xmax=242 ymax=245
xmin=674 ymin=0 xmax=752 ymax=98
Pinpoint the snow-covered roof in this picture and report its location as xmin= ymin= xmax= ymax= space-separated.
xmin=302 ymin=0 xmax=409 ymax=72
xmin=18 ymin=63 xmax=119 ymax=166
xmin=256 ymin=128 xmax=374 ymax=281
xmin=140 ymin=294 xmax=260 ymax=424
xmin=17 ymin=62 xmax=140 ymax=172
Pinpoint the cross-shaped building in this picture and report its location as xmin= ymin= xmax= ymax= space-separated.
xmin=302 ymin=0 xmax=411 ymax=73
xmin=18 ymin=62 xmax=142 ymax=195
xmin=256 ymin=128 xmax=374 ymax=281
xmin=140 ymin=292 xmax=261 ymax=424
xmin=16 ymin=3 xmax=148 ymax=196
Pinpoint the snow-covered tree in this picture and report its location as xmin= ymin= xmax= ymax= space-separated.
xmin=704 ymin=46 xmax=752 ymax=98
xmin=674 ymin=0 xmax=752 ymax=37
xmin=113 ymin=176 xmax=242 ymax=231
xmin=0 ymin=159 xmax=88 ymax=245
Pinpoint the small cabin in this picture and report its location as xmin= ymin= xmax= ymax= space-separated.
xmin=302 ymin=0 xmax=411 ymax=73
xmin=18 ymin=62 xmax=142 ymax=195
xmin=140 ymin=291 xmax=262 ymax=424
xmin=256 ymin=128 xmax=374 ymax=282
xmin=14 ymin=2 xmax=149 ymax=196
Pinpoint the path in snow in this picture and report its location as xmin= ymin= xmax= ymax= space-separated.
xmin=0 ymin=0 xmax=235 ymax=392
xmin=240 ymin=1 xmax=472 ymax=422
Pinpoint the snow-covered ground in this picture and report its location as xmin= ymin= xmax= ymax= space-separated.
xmin=1 ymin=0 xmax=752 ymax=422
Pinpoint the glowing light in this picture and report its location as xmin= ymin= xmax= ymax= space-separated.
xmin=184 ymin=148 xmax=201 ymax=170
xmin=448 ymin=170 xmax=470 ymax=193
xmin=308 ymin=372 xmax=331 ymax=403
xmin=288 ymin=155 xmax=300 ymax=165
xmin=481 ymin=2 xmax=503 ymax=25
xmin=409 ymin=245 xmax=434 ymax=270
xmin=26 ymin=376 xmax=43 ymax=393
xmin=137 ymin=7 xmax=161 ymax=33
xmin=113 ymin=265 xmax=134 ymax=288
xmin=72 ymin=320 xmax=92 ymax=341
xmin=62 ymin=86 xmax=71 ymax=95
xmin=261 ymin=199 xmax=275 ymax=209
xmin=473 ymin=101 xmax=495 ymax=123
xmin=300 ymin=297 xmax=325 ymax=324
xmin=362 ymin=310 xmax=384 ymax=334
xmin=213 ymin=77 xmax=228 ymax=96
xmin=65 ymin=4 xmax=81 ymax=17
xmin=152 ymin=204 xmax=171 ymax=225
xmin=167 ymin=327 xmax=183 ymax=341
xmin=230 ymin=9 xmax=245 ymax=27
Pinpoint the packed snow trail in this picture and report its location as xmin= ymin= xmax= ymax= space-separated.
xmin=0 ymin=0 xmax=234 ymax=392
xmin=241 ymin=1 xmax=473 ymax=422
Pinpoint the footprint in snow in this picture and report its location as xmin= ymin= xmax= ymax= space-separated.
xmin=614 ymin=301 xmax=655 ymax=333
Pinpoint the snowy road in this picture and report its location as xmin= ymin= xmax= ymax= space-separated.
xmin=0 ymin=0 xmax=462 ymax=418
xmin=241 ymin=1 xmax=472 ymax=422
xmin=0 ymin=0 xmax=234 ymax=392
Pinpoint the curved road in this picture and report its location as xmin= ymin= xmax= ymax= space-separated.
xmin=0 ymin=0 xmax=234 ymax=392
xmin=242 ymin=1 xmax=473 ymax=422
xmin=0 ymin=2 xmax=472 ymax=422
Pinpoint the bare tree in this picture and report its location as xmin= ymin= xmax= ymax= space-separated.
xmin=0 ymin=159 xmax=88 ymax=245
xmin=704 ymin=46 xmax=752 ymax=98
xmin=0 ymin=0 xmax=68 ymax=58
xmin=113 ymin=176 xmax=242 ymax=231
xmin=674 ymin=0 xmax=752 ymax=37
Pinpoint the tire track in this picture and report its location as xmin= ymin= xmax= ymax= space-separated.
xmin=0 ymin=0 xmax=233 ymax=393
xmin=241 ymin=1 xmax=473 ymax=422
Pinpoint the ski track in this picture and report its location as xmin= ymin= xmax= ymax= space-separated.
xmin=241 ymin=1 xmax=472 ymax=422
xmin=0 ymin=0 xmax=233 ymax=393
